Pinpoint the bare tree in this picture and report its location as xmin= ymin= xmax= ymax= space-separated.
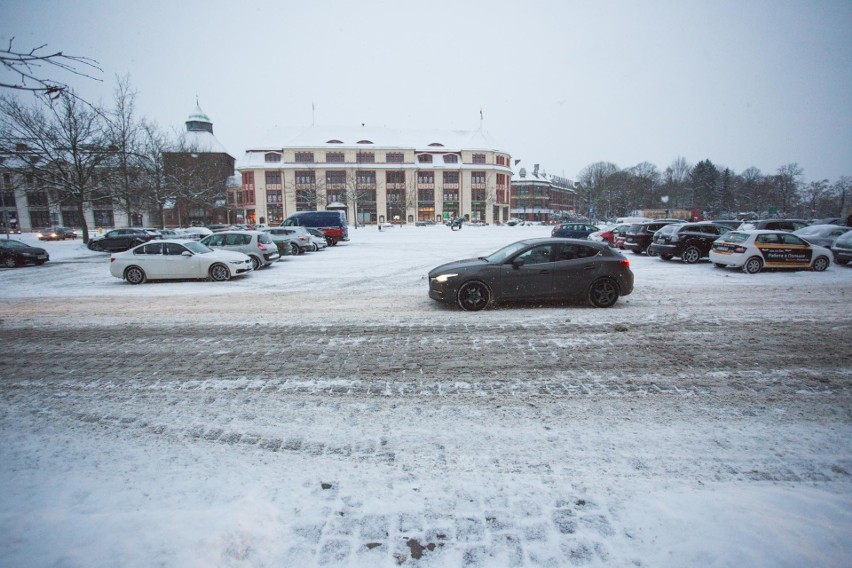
xmin=773 ymin=163 xmax=804 ymax=216
xmin=0 ymin=92 xmax=110 ymax=241
xmin=136 ymin=120 xmax=171 ymax=227
xmin=1 ymin=38 xmax=102 ymax=98
xmin=105 ymin=75 xmax=144 ymax=225
xmin=577 ymin=161 xmax=618 ymax=220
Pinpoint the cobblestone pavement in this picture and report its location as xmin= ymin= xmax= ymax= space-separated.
xmin=2 ymin=314 xmax=851 ymax=566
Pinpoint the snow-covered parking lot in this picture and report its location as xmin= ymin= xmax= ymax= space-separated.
xmin=1 ymin=225 xmax=851 ymax=567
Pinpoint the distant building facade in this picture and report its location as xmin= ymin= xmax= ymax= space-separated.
xmin=510 ymin=163 xmax=578 ymax=222
xmin=162 ymin=104 xmax=235 ymax=227
xmin=235 ymin=126 xmax=512 ymax=225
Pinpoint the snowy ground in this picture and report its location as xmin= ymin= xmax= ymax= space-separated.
xmin=1 ymin=225 xmax=850 ymax=567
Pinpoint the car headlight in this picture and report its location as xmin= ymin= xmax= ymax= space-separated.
xmin=433 ymin=273 xmax=458 ymax=283
xmin=228 ymin=260 xmax=244 ymax=265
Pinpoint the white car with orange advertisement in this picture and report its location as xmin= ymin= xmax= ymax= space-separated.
xmin=709 ymin=230 xmax=833 ymax=274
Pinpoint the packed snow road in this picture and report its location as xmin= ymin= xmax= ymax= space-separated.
xmin=1 ymin=226 xmax=851 ymax=567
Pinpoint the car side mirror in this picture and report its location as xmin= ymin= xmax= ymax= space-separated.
xmin=512 ymin=257 xmax=525 ymax=269
xmin=181 ymin=251 xmax=193 ymax=257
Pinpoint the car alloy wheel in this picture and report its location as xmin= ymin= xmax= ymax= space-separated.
xmin=2 ymin=256 xmax=17 ymax=268
xmin=289 ymin=242 xmax=300 ymax=256
xmin=743 ymin=256 xmax=763 ymax=274
xmin=681 ymin=246 xmax=701 ymax=264
xmin=812 ymin=256 xmax=829 ymax=272
xmin=457 ymin=281 xmax=491 ymax=311
xmin=125 ymin=266 xmax=146 ymax=284
xmin=588 ymin=278 xmax=619 ymax=308
xmin=250 ymin=256 xmax=261 ymax=271
xmin=209 ymin=263 xmax=230 ymax=281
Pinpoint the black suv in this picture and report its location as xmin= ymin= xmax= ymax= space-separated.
xmin=648 ymin=222 xmax=732 ymax=263
xmin=88 ymin=228 xmax=153 ymax=252
xmin=623 ymin=221 xmax=676 ymax=255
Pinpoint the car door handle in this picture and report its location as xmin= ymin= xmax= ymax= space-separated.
xmin=583 ymin=265 xmax=595 ymax=270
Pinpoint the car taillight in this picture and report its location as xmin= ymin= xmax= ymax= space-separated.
xmin=620 ymin=259 xmax=630 ymax=267
xmin=735 ymin=246 xmax=746 ymax=253
xmin=299 ymin=236 xmax=307 ymax=241
xmin=110 ymin=256 xmax=116 ymax=263
xmin=257 ymin=242 xmax=268 ymax=251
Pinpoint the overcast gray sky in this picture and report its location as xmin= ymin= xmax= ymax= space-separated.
xmin=3 ymin=0 xmax=851 ymax=182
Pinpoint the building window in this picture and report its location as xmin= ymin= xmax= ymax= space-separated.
xmin=242 ymin=172 xmax=254 ymax=188
xmin=356 ymin=171 xmax=376 ymax=187
xmin=443 ymin=172 xmax=459 ymax=184
xmin=62 ymin=209 xmax=83 ymax=227
xmin=443 ymin=154 xmax=458 ymax=164
xmin=93 ymin=209 xmax=114 ymax=227
xmin=265 ymin=171 xmax=281 ymax=185
xmin=417 ymin=172 xmax=434 ymax=185
xmin=472 ymin=153 xmax=486 ymax=164
xmin=386 ymin=152 xmax=404 ymax=163
xmin=264 ymin=153 xmax=281 ymax=163
xmin=356 ymin=151 xmax=375 ymax=164
xmin=356 ymin=140 xmax=373 ymax=145
xmin=295 ymin=171 xmax=316 ymax=186
xmin=326 ymin=171 xmax=346 ymax=188
xmin=471 ymin=188 xmax=486 ymax=202
xmin=2 ymin=190 xmax=15 ymax=207
xmin=326 ymin=151 xmax=345 ymax=163
xmin=471 ymin=171 xmax=486 ymax=185
xmin=418 ymin=188 xmax=434 ymax=202
xmin=27 ymin=191 xmax=48 ymax=206
xmin=386 ymin=171 xmax=405 ymax=185
xmin=417 ymin=154 xmax=433 ymax=164
xmin=29 ymin=210 xmax=51 ymax=228
xmin=295 ymin=152 xmax=314 ymax=163
xmin=267 ymin=190 xmax=282 ymax=204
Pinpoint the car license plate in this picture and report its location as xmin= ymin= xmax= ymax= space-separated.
xmin=38 ymin=255 xmax=47 ymax=259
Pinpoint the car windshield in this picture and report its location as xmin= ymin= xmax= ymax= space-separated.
xmin=834 ymin=232 xmax=852 ymax=246
xmin=184 ymin=241 xmax=213 ymax=254
xmin=483 ymin=241 xmax=532 ymax=264
xmin=721 ymin=232 xmax=750 ymax=243
xmin=794 ymin=226 xmax=824 ymax=235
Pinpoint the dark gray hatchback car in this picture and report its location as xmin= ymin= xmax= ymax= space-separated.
xmin=428 ymin=238 xmax=634 ymax=311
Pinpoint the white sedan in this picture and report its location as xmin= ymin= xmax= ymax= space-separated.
xmin=110 ymin=240 xmax=253 ymax=284
xmin=709 ymin=230 xmax=833 ymax=274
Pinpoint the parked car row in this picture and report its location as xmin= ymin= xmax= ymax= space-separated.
xmin=107 ymin=225 xmax=342 ymax=283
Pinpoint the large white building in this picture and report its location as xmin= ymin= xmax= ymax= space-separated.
xmin=235 ymin=126 xmax=513 ymax=225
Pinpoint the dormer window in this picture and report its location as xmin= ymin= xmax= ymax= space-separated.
xmin=295 ymin=152 xmax=314 ymax=163
xmin=356 ymin=140 xmax=373 ymax=144
xmin=264 ymin=152 xmax=281 ymax=163
xmin=326 ymin=139 xmax=343 ymax=144
xmin=417 ymin=154 xmax=433 ymax=164
xmin=443 ymin=154 xmax=458 ymax=164
xmin=428 ymin=142 xmax=444 ymax=147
